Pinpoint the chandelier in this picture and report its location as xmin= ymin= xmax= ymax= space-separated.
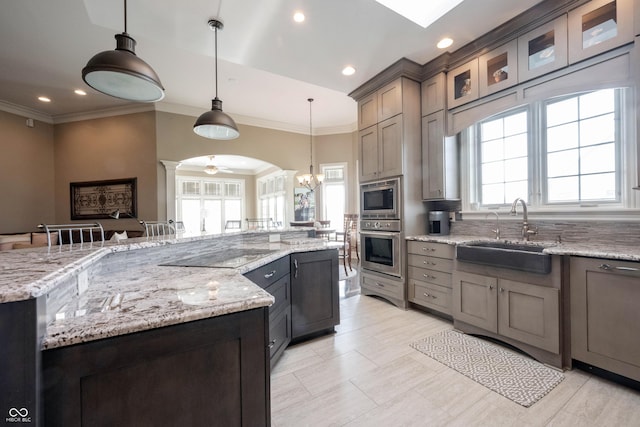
xmin=204 ymin=155 xmax=219 ymax=175
xmin=296 ymin=98 xmax=324 ymax=192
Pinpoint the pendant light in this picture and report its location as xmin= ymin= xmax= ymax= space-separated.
xmin=204 ymin=155 xmax=219 ymax=175
xmin=82 ymin=0 xmax=164 ymax=102
xmin=296 ymin=98 xmax=324 ymax=192
xmin=193 ymin=19 xmax=240 ymax=140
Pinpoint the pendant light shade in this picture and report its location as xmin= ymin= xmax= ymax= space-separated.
xmin=193 ymin=18 xmax=239 ymax=140
xmin=82 ymin=0 xmax=164 ymax=102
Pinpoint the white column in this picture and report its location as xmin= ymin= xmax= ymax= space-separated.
xmin=160 ymin=160 xmax=180 ymax=221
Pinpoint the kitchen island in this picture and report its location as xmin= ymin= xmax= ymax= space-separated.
xmin=0 ymin=229 xmax=336 ymax=426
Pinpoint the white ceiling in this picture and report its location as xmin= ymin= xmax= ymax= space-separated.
xmin=0 ymin=0 xmax=543 ymax=134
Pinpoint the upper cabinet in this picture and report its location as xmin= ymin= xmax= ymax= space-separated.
xmin=358 ymin=79 xmax=404 ymax=129
xmin=421 ymin=72 xmax=446 ymax=116
xmin=447 ymin=59 xmax=479 ymax=109
xmin=518 ymin=15 xmax=568 ymax=82
xmin=568 ymin=0 xmax=634 ymax=64
xmin=479 ymin=39 xmax=519 ymax=97
xmin=357 ymin=77 xmax=420 ymax=182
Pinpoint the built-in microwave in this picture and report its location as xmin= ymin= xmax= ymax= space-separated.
xmin=360 ymin=178 xmax=400 ymax=219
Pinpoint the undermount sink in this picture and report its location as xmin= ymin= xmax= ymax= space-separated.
xmin=456 ymin=241 xmax=552 ymax=274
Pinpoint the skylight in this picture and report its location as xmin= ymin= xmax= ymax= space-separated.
xmin=375 ymin=0 xmax=465 ymax=28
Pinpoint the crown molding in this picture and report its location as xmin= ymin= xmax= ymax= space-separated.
xmin=0 ymin=100 xmax=53 ymax=124
xmin=52 ymin=104 xmax=155 ymax=124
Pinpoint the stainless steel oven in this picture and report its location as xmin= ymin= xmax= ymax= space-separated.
xmin=360 ymin=178 xmax=400 ymax=219
xmin=360 ymin=219 xmax=402 ymax=278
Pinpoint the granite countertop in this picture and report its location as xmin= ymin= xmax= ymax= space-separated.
xmin=0 ymin=232 xmax=337 ymax=349
xmin=406 ymin=234 xmax=640 ymax=262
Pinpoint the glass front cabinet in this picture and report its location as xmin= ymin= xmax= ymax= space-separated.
xmin=518 ymin=16 xmax=568 ymax=82
xmin=446 ymin=58 xmax=479 ymax=109
xmin=479 ymin=39 xmax=519 ymax=97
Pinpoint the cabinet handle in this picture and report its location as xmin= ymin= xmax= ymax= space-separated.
xmin=489 ymin=285 xmax=494 ymax=290
xmin=599 ymin=263 xmax=639 ymax=272
xmin=264 ymin=270 xmax=276 ymax=279
xmin=422 ymin=247 xmax=436 ymax=252
xmin=422 ymin=260 xmax=436 ymax=266
xmin=423 ymin=273 xmax=436 ymax=280
xmin=499 ymin=287 xmax=505 ymax=293
xmin=268 ymin=339 xmax=276 ymax=349
xmin=376 ymin=282 xmax=385 ymax=288
xmin=293 ymin=259 xmax=299 ymax=279
xmin=423 ymin=292 xmax=437 ymax=299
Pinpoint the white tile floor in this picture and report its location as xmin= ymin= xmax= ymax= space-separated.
xmin=270 ymin=272 xmax=640 ymax=427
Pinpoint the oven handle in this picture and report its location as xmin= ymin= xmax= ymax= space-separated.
xmin=361 ymin=231 xmax=400 ymax=238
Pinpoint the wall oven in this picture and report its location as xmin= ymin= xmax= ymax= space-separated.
xmin=360 ymin=178 xmax=400 ymax=219
xmin=360 ymin=219 xmax=402 ymax=278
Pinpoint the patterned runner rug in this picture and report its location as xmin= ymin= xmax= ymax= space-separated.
xmin=411 ymin=330 xmax=564 ymax=407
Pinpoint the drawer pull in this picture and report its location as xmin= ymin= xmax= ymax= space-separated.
xmin=376 ymin=282 xmax=385 ymax=288
xmin=422 ymin=273 xmax=436 ymax=280
xmin=499 ymin=287 xmax=505 ymax=293
xmin=264 ymin=270 xmax=276 ymax=279
xmin=489 ymin=285 xmax=494 ymax=290
xmin=599 ymin=263 xmax=639 ymax=272
xmin=423 ymin=292 xmax=437 ymax=299
xmin=268 ymin=339 xmax=277 ymax=349
xmin=422 ymin=261 xmax=436 ymax=266
xmin=422 ymin=247 xmax=436 ymax=252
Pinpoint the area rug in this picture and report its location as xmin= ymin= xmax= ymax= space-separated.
xmin=410 ymin=330 xmax=564 ymax=407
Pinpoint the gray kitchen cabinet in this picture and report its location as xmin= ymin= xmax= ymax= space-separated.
xmin=407 ymin=241 xmax=454 ymax=315
xmin=357 ymin=77 xmax=420 ymax=183
xmin=453 ymin=270 xmax=560 ymax=354
xmin=421 ymin=73 xmax=446 ymax=116
xmin=570 ymin=257 xmax=640 ymax=383
xmin=290 ymin=249 xmax=339 ymax=340
xmin=244 ymin=256 xmax=291 ymax=368
xmin=421 ymin=111 xmax=458 ymax=200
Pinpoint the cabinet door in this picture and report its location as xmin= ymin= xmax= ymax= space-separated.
xmin=378 ymin=115 xmax=403 ymax=179
xmin=358 ymin=125 xmax=379 ymax=182
xmin=517 ymin=15 xmax=568 ymax=82
xmin=452 ymin=271 xmax=498 ymax=333
xmin=408 ymin=279 xmax=452 ymax=315
xmin=290 ymin=250 xmax=339 ymax=340
xmin=422 ymin=112 xmax=444 ymax=200
xmin=378 ymin=79 xmax=403 ymax=122
xmin=421 ymin=73 xmax=446 ymax=116
xmin=497 ymin=279 xmax=560 ymax=354
xmin=571 ymin=257 xmax=640 ymax=382
xmin=358 ymin=92 xmax=378 ymax=129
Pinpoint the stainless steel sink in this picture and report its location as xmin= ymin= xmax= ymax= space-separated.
xmin=456 ymin=241 xmax=552 ymax=274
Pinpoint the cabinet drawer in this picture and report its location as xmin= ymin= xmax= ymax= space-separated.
xmin=362 ymin=273 xmax=404 ymax=300
xmin=266 ymin=274 xmax=290 ymax=320
xmin=409 ymin=280 xmax=452 ymax=314
xmin=408 ymin=265 xmax=452 ymax=288
xmin=269 ymin=307 xmax=291 ymax=366
xmin=244 ymin=256 xmax=290 ymax=289
xmin=407 ymin=241 xmax=454 ymax=259
xmin=408 ymin=253 xmax=453 ymax=274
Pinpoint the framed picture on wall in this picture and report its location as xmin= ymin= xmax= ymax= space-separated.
xmin=70 ymin=177 xmax=137 ymax=220
xmin=294 ymin=188 xmax=315 ymax=221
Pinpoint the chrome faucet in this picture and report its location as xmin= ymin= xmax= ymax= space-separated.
xmin=510 ymin=198 xmax=537 ymax=241
xmin=485 ymin=211 xmax=500 ymax=239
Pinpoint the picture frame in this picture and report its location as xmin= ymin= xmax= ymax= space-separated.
xmin=294 ymin=188 xmax=315 ymax=221
xmin=70 ymin=178 xmax=137 ymax=220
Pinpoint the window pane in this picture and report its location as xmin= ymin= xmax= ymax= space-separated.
xmin=505 ymin=181 xmax=528 ymax=203
xmin=204 ymin=182 xmax=222 ymax=196
xmin=482 ymin=183 xmax=505 ymax=205
xmin=547 ymin=122 xmax=579 ymax=152
xmin=181 ymin=199 xmax=201 ymax=233
xmin=579 ymin=89 xmax=614 ymax=119
xmin=503 ymin=134 xmax=528 ymax=159
xmin=203 ymin=200 xmax=222 ymax=233
xmin=482 ymin=139 xmax=503 ymax=163
xmin=547 ymin=97 xmax=578 ymax=127
xmin=548 ymin=176 xmax=579 ymax=202
xmin=482 ymin=161 xmax=504 ymax=184
xmin=580 ymin=113 xmax=615 ymax=147
xmin=547 ymin=150 xmax=579 ymax=178
xmin=581 ymin=144 xmax=615 ymax=174
xmin=225 ymin=182 xmax=241 ymax=197
xmin=481 ymin=120 xmax=503 ymax=140
xmin=503 ymin=111 xmax=527 ymax=136
xmin=581 ymin=173 xmax=616 ymax=200
xmin=504 ymin=158 xmax=527 ymax=181
xmin=225 ymin=199 xmax=242 ymax=223
xmin=182 ymin=181 xmax=200 ymax=196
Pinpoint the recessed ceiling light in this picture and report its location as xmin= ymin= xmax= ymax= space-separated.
xmin=74 ymin=89 xmax=87 ymax=96
xmin=38 ymin=96 xmax=51 ymax=103
xmin=293 ymin=12 xmax=305 ymax=23
xmin=342 ymin=66 xmax=356 ymax=76
xmin=437 ymin=38 xmax=453 ymax=49
xmin=375 ymin=0 xmax=464 ymax=28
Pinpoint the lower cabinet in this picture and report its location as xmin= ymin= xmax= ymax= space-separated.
xmin=452 ymin=270 xmax=560 ymax=354
xmin=290 ymin=249 xmax=340 ymax=340
xmin=570 ymin=257 xmax=640 ymax=383
xmin=407 ymin=241 xmax=454 ymax=315
xmin=43 ymin=308 xmax=270 ymax=427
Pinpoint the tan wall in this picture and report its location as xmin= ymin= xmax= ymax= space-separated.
xmin=314 ymin=132 xmax=359 ymax=215
xmin=54 ymin=112 xmax=158 ymax=231
xmin=0 ymin=111 xmax=55 ymax=233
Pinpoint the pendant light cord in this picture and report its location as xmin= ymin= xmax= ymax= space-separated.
xmin=123 ymin=0 xmax=128 ymax=33
xmin=214 ymin=24 xmax=218 ymax=99
xmin=309 ymin=98 xmax=313 ymax=169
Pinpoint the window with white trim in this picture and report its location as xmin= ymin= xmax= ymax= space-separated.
xmin=469 ymin=88 xmax=625 ymax=211
xmin=321 ymin=163 xmax=347 ymax=232
xmin=176 ymin=177 xmax=244 ymax=234
xmin=257 ymin=173 xmax=286 ymax=227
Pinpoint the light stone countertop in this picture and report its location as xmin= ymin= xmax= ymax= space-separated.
xmin=406 ymin=234 xmax=640 ymax=262
xmin=0 ymin=232 xmax=338 ymax=349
